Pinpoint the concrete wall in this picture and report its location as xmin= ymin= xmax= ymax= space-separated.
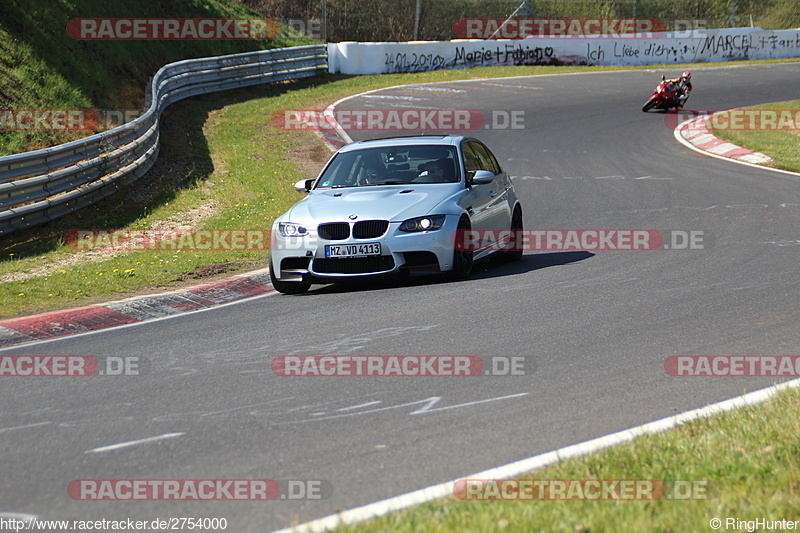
xmin=328 ymin=28 xmax=800 ymax=74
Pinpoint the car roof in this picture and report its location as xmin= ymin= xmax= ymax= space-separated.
xmin=338 ymin=135 xmax=466 ymax=153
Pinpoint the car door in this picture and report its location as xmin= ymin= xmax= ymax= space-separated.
xmin=466 ymin=139 xmax=511 ymax=240
xmin=468 ymin=140 xmax=512 ymax=232
xmin=458 ymin=141 xmax=505 ymax=256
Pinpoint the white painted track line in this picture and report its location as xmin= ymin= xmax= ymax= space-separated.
xmin=85 ymin=432 xmax=185 ymax=454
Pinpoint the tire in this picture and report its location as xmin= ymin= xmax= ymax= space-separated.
xmin=642 ymin=99 xmax=656 ymax=112
xmin=269 ymin=258 xmax=311 ymax=294
xmin=503 ymin=206 xmax=524 ymax=262
xmin=448 ymin=216 xmax=474 ymax=280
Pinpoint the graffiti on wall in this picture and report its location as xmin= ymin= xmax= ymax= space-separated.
xmin=330 ymin=29 xmax=800 ymax=75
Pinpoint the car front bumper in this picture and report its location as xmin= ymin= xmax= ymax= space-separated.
xmin=270 ymin=217 xmax=459 ymax=282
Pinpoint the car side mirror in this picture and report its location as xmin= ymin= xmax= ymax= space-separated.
xmin=469 ymin=170 xmax=495 ymax=185
xmin=294 ymin=179 xmax=314 ymax=193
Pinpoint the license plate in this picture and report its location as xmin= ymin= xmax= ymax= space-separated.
xmin=325 ymin=243 xmax=381 ymax=258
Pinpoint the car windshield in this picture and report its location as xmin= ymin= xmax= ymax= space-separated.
xmin=314 ymin=145 xmax=460 ymax=188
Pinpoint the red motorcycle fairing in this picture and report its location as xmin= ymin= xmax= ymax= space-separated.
xmin=642 ymin=79 xmax=682 ymax=112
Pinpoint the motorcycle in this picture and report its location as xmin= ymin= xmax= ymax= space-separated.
xmin=642 ymin=76 xmax=685 ymax=112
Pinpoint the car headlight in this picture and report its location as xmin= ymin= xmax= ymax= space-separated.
xmin=399 ymin=215 xmax=446 ymax=232
xmin=278 ymin=222 xmax=309 ymax=237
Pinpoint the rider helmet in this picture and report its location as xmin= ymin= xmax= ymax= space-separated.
xmin=681 ymin=71 xmax=692 ymax=81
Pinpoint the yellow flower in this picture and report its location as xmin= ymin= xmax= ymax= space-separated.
xmin=97 ymin=272 xmax=104 ymax=276
xmin=17 ymin=293 xmax=24 ymax=297
xmin=59 ymin=269 xmax=67 ymax=273
xmin=47 ymin=293 xmax=53 ymax=297
xmin=112 ymin=268 xmax=119 ymax=272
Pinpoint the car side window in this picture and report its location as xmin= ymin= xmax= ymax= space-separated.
xmin=461 ymin=143 xmax=482 ymax=173
xmin=478 ymin=142 xmax=502 ymax=174
xmin=468 ymin=142 xmax=500 ymax=175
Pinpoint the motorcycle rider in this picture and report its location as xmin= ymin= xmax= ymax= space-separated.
xmin=664 ymin=71 xmax=692 ymax=109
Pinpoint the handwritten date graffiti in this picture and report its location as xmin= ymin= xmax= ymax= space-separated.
xmin=384 ymin=52 xmax=447 ymax=73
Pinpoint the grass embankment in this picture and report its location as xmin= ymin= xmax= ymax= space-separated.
xmin=0 ymin=0 xmax=315 ymax=155
xmin=332 ymin=386 xmax=800 ymax=532
xmin=2 ymin=59 xmax=800 ymax=319
xmin=708 ymin=100 xmax=800 ymax=173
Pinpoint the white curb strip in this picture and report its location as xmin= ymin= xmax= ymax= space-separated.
xmin=273 ymin=377 xmax=800 ymax=532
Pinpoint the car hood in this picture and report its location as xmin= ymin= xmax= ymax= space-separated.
xmin=286 ymin=184 xmax=461 ymax=223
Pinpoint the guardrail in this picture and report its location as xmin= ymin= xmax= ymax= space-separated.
xmin=0 ymin=44 xmax=327 ymax=236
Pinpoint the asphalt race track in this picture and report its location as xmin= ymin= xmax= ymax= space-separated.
xmin=2 ymin=63 xmax=800 ymax=531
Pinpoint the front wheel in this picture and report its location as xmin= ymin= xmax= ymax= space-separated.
xmin=448 ymin=217 xmax=474 ymax=280
xmin=642 ymin=98 xmax=656 ymax=112
xmin=269 ymin=258 xmax=311 ymax=294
